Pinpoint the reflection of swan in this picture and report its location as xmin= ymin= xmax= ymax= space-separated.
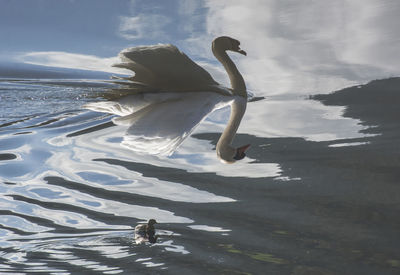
xmin=85 ymin=36 xmax=249 ymax=162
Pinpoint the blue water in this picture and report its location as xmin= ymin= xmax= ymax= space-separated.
xmin=0 ymin=71 xmax=399 ymax=274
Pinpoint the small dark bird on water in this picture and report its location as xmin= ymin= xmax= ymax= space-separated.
xmin=134 ymin=219 xmax=158 ymax=244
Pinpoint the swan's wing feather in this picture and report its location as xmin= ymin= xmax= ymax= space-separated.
xmin=85 ymin=92 xmax=231 ymax=156
xmin=114 ymin=44 xmax=219 ymax=91
xmin=83 ymin=94 xmax=155 ymax=117
xmin=120 ymin=98 xmax=210 ymax=156
xmin=117 ymin=92 xmax=229 ymax=156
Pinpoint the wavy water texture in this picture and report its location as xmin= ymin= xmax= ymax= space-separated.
xmin=0 ymin=77 xmax=399 ymax=274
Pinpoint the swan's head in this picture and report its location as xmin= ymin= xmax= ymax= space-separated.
xmin=217 ymin=144 xmax=250 ymax=163
xmin=148 ymin=219 xmax=157 ymax=226
xmin=212 ymin=36 xmax=247 ymax=56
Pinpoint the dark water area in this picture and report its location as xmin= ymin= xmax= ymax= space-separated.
xmin=0 ymin=76 xmax=399 ymax=275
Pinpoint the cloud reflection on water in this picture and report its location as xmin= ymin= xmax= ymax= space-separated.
xmin=239 ymin=96 xmax=370 ymax=141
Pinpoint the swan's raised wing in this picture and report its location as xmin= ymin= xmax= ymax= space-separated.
xmin=113 ymin=44 xmax=220 ymax=92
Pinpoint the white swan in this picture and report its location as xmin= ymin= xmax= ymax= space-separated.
xmin=85 ymin=36 xmax=250 ymax=162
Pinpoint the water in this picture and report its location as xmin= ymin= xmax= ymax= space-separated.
xmin=0 ymin=73 xmax=399 ymax=274
xmin=1 ymin=0 xmax=400 ymax=274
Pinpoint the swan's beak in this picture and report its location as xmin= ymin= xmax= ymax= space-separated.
xmin=238 ymin=144 xmax=250 ymax=153
xmin=237 ymin=49 xmax=247 ymax=56
xmin=233 ymin=144 xmax=251 ymax=160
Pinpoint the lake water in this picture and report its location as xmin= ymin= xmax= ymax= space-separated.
xmin=1 ymin=73 xmax=399 ymax=274
xmin=1 ymin=1 xmax=400 ymax=274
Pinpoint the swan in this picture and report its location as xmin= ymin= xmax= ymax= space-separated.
xmin=85 ymin=36 xmax=250 ymax=163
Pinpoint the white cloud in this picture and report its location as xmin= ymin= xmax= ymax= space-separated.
xmin=178 ymin=0 xmax=199 ymax=15
xmin=203 ymin=0 xmax=400 ymax=96
xmin=118 ymin=14 xmax=171 ymax=40
xmin=119 ymin=16 xmax=142 ymax=40
xmin=18 ymin=51 xmax=129 ymax=74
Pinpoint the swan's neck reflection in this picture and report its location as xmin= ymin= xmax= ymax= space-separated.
xmin=217 ymin=97 xmax=247 ymax=163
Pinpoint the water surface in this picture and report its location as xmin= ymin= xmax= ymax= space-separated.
xmin=1 ymin=75 xmax=399 ymax=274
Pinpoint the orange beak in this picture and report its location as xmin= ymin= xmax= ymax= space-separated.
xmin=234 ymin=144 xmax=251 ymax=160
xmin=237 ymin=144 xmax=251 ymax=154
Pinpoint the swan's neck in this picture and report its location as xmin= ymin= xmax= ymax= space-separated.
xmin=216 ymin=98 xmax=247 ymax=158
xmin=213 ymin=49 xmax=247 ymax=97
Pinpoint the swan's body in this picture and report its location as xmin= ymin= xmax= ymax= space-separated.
xmin=85 ymin=36 xmax=249 ymax=162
